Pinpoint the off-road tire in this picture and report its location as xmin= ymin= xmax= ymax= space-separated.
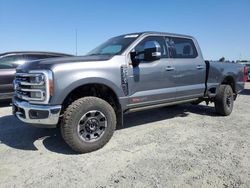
xmin=61 ymin=97 xmax=116 ymax=153
xmin=214 ymin=85 xmax=234 ymax=116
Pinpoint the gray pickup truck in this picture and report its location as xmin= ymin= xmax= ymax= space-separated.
xmin=12 ymin=32 xmax=246 ymax=153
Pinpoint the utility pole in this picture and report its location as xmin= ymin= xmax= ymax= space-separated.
xmin=75 ymin=29 xmax=78 ymax=56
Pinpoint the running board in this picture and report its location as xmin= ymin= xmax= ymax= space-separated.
xmin=125 ymin=98 xmax=198 ymax=113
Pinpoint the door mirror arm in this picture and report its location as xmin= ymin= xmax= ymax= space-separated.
xmin=130 ymin=40 xmax=161 ymax=67
xmin=130 ymin=51 xmax=140 ymax=68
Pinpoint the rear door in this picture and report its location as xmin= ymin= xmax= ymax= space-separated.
xmin=0 ymin=55 xmax=24 ymax=94
xmin=165 ymin=37 xmax=205 ymax=100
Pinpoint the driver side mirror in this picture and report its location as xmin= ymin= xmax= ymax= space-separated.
xmin=144 ymin=41 xmax=161 ymax=62
xmin=130 ymin=40 xmax=161 ymax=67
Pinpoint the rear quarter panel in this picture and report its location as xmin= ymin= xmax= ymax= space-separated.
xmin=207 ymin=62 xmax=245 ymax=93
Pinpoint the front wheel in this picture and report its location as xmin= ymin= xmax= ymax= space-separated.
xmin=61 ymin=97 xmax=116 ymax=153
xmin=214 ymin=85 xmax=234 ymax=116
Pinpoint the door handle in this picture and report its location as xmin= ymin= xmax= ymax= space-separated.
xmin=165 ymin=66 xmax=175 ymax=71
xmin=196 ymin=65 xmax=204 ymax=70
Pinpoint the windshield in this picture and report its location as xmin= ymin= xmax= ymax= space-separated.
xmin=87 ymin=34 xmax=140 ymax=56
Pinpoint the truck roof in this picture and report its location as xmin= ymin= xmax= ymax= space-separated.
xmin=123 ymin=31 xmax=195 ymax=39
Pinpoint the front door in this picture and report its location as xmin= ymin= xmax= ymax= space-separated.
xmin=127 ymin=36 xmax=176 ymax=108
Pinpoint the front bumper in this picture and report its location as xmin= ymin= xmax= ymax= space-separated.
xmin=12 ymin=97 xmax=61 ymax=128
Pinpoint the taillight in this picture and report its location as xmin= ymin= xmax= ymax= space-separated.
xmin=244 ymin=66 xmax=248 ymax=82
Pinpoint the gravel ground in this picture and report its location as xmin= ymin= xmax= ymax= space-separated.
xmin=0 ymin=83 xmax=250 ymax=188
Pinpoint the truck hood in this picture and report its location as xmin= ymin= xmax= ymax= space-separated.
xmin=16 ymin=55 xmax=113 ymax=72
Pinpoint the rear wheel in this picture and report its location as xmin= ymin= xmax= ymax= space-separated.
xmin=61 ymin=97 xmax=116 ymax=153
xmin=214 ymin=85 xmax=234 ymax=116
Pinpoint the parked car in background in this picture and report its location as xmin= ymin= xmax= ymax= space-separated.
xmin=0 ymin=51 xmax=72 ymax=100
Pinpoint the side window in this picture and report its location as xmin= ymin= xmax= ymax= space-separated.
xmin=165 ymin=37 xmax=198 ymax=58
xmin=0 ymin=55 xmax=24 ymax=69
xmin=133 ymin=36 xmax=168 ymax=61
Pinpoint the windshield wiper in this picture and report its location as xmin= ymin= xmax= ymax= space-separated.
xmin=100 ymin=53 xmax=115 ymax=55
xmin=88 ymin=53 xmax=115 ymax=56
xmin=88 ymin=53 xmax=101 ymax=56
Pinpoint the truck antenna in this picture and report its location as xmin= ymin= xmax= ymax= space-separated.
xmin=75 ymin=29 xmax=78 ymax=56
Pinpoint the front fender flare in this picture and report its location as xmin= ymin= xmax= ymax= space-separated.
xmin=50 ymin=77 xmax=124 ymax=104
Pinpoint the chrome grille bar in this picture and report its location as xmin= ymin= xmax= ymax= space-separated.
xmin=14 ymin=70 xmax=52 ymax=104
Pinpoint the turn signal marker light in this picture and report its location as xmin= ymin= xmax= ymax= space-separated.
xmin=49 ymin=79 xmax=53 ymax=96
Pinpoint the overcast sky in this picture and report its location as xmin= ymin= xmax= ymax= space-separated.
xmin=0 ymin=0 xmax=249 ymax=60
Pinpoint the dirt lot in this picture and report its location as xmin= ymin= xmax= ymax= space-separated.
xmin=0 ymin=83 xmax=250 ymax=188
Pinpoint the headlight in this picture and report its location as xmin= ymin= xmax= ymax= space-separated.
xmin=15 ymin=70 xmax=53 ymax=104
xmin=30 ymin=91 xmax=44 ymax=99
xmin=29 ymin=74 xmax=45 ymax=84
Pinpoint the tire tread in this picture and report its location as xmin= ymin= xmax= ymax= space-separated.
xmin=61 ymin=97 xmax=116 ymax=153
xmin=215 ymin=85 xmax=233 ymax=116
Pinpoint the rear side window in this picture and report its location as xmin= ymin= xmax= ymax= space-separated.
xmin=165 ymin=37 xmax=198 ymax=58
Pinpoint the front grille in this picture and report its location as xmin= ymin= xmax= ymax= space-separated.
xmin=14 ymin=71 xmax=51 ymax=104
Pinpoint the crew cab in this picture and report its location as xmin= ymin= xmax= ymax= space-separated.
xmin=12 ymin=32 xmax=246 ymax=153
